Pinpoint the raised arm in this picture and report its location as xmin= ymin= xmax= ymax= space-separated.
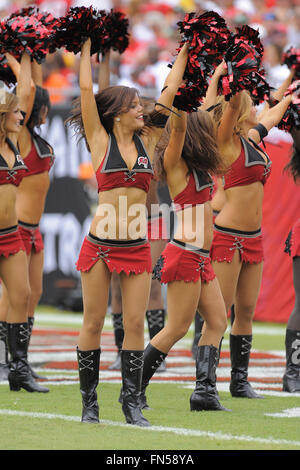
xmin=80 ymin=39 xmax=108 ymax=161
xmin=163 ymin=108 xmax=187 ymax=172
xmin=155 ymin=43 xmax=189 ymax=113
xmin=202 ymin=61 xmax=226 ymax=111
xmin=217 ymin=92 xmax=242 ymax=146
xmin=248 ymin=93 xmax=294 ymax=144
xmin=257 ymin=69 xmax=295 ymax=121
xmin=98 ymin=51 xmax=111 ymax=92
xmin=6 ymin=52 xmax=35 ymax=123
xmin=31 ymin=59 xmax=43 ymax=87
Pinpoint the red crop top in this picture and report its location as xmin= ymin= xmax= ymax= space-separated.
xmin=24 ymin=131 xmax=55 ymax=177
xmin=0 ymin=138 xmax=27 ymax=187
xmin=173 ymin=169 xmax=214 ymax=211
xmin=96 ymin=133 xmax=154 ymax=193
xmin=223 ymin=136 xmax=272 ymax=190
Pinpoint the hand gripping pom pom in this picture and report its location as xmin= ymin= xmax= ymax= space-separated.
xmin=282 ymin=47 xmax=300 ymax=80
xmin=53 ymin=7 xmax=129 ymax=56
xmin=171 ymin=10 xmax=231 ymax=111
xmin=278 ymin=80 xmax=300 ymax=132
xmin=218 ymin=26 xmax=270 ymax=102
xmin=0 ymin=8 xmax=58 ymax=63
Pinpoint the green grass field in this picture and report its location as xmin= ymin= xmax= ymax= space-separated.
xmin=1 ymin=306 xmax=299 ymax=453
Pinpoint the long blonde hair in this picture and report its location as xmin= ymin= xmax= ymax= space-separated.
xmin=212 ymin=90 xmax=253 ymax=136
xmin=0 ymin=90 xmax=19 ymax=137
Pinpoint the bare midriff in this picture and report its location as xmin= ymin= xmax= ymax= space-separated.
xmin=0 ymin=185 xmax=18 ymax=229
xmin=173 ymin=201 xmax=213 ymax=250
xmin=215 ymin=181 xmax=264 ymax=231
xmin=90 ymin=186 xmax=148 ymax=240
xmin=16 ymin=172 xmax=50 ymax=224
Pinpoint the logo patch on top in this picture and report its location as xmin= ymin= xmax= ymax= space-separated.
xmin=137 ymin=156 xmax=148 ymax=168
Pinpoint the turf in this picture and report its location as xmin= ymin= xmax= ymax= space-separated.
xmin=0 ymin=307 xmax=299 ymax=452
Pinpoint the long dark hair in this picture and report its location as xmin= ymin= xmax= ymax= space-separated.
xmin=154 ymin=109 xmax=225 ymax=181
xmin=284 ymin=129 xmax=300 ymax=184
xmin=66 ymin=86 xmax=140 ymax=144
xmin=27 ymin=86 xmax=51 ymax=129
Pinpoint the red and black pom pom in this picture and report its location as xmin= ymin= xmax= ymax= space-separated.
xmin=218 ymin=26 xmax=270 ymax=102
xmin=0 ymin=54 xmax=17 ymax=86
xmin=172 ymin=10 xmax=231 ymax=111
xmin=278 ymin=80 xmax=300 ymax=131
xmin=53 ymin=6 xmax=129 ymax=56
xmin=282 ymin=47 xmax=300 ymax=79
xmin=0 ymin=8 xmax=57 ymax=63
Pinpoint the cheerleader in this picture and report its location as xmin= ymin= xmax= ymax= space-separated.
xmin=0 ymin=54 xmax=53 ymax=382
xmin=283 ymin=128 xmax=300 ymax=392
xmin=97 ymin=54 xmax=168 ymax=372
xmin=0 ymin=52 xmax=48 ymax=393
xmin=208 ymin=80 xmax=294 ymax=398
xmin=140 ymin=106 xmax=229 ymax=412
xmin=66 ymin=38 xmax=189 ymax=426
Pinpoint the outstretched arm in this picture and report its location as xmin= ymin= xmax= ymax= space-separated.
xmin=6 ymin=52 xmax=35 ymax=123
xmin=202 ymin=60 xmax=226 ymax=111
xmin=163 ymin=109 xmax=187 ymax=172
xmin=217 ymin=92 xmax=242 ymax=147
xmin=249 ymin=93 xmax=294 ymax=144
xmin=98 ymin=51 xmax=111 ymax=92
xmin=80 ymin=39 xmax=107 ymax=160
xmin=257 ymin=69 xmax=295 ymax=121
xmin=155 ymin=43 xmax=189 ymax=113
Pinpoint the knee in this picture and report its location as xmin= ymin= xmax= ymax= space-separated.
xmin=9 ymin=285 xmax=31 ymax=311
xmin=123 ymin=314 xmax=145 ymax=337
xmin=82 ymin=314 xmax=105 ymax=337
xmin=167 ymin=323 xmax=190 ymax=343
xmin=236 ymin=304 xmax=255 ymax=323
xmin=206 ymin=314 xmax=228 ymax=337
xmin=30 ymin=284 xmax=43 ymax=303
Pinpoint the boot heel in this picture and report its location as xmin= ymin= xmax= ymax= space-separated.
xmin=9 ymin=379 xmax=21 ymax=391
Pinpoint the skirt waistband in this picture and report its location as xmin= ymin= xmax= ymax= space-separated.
xmin=87 ymin=233 xmax=148 ymax=248
xmin=18 ymin=220 xmax=39 ymax=230
xmin=0 ymin=225 xmax=18 ymax=236
xmin=214 ymin=224 xmax=261 ymax=238
xmin=170 ymin=239 xmax=210 ymax=256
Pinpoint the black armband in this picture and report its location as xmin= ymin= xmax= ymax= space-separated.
xmin=254 ymin=123 xmax=268 ymax=140
xmin=206 ymin=103 xmax=221 ymax=113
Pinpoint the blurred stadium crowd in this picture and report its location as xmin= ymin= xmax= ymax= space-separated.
xmin=0 ymin=0 xmax=299 ymax=104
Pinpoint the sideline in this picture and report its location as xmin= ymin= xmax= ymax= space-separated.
xmin=0 ymin=409 xmax=299 ymax=448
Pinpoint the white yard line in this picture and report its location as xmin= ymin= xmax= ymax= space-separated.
xmin=34 ymin=312 xmax=287 ymax=336
xmin=0 ymin=408 xmax=299 ymax=448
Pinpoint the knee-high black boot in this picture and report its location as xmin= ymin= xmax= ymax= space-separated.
xmin=140 ymin=343 xmax=167 ymax=410
xmin=108 ymin=313 xmax=124 ymax=370
xmin=0 ymin=321 xmax=9 ymax=381
xmin=77 ymin=347 xmax=101 ymax=423
xmin=146 ymin=309 xmax=166 ymax=372
xmin=121 ymin=349 xmax=151 ymax=427
xmin=7 ymin=322 xmax=49 ymax=393
xmin=190 ymin=345 xmax=230 ymax=411
xmin=282 ymin=329 xmax=300 ymax=392
xmin=27 ymin=316 xmax=47 ymax=380
xmin=191 ymin=312 xmax=204 ymax=359
xmin=229 ymin=334 xmax=263 ymax=398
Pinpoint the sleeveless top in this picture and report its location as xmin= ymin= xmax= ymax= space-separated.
xmin=0 ymin=138 xmax=27 ymax=187
xmin=223 ymin=136 xmax=272 ymax=190
xmin=24 ymin=129 xmax=55 ymax=177
xmin=96 ymin=133 xmax=153 ymax=193
xmin=172 ymin=169 xmax=214 ymax=211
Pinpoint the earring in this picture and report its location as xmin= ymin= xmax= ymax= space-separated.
xmin=116 ymin=117 xmax=120 ymax=122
